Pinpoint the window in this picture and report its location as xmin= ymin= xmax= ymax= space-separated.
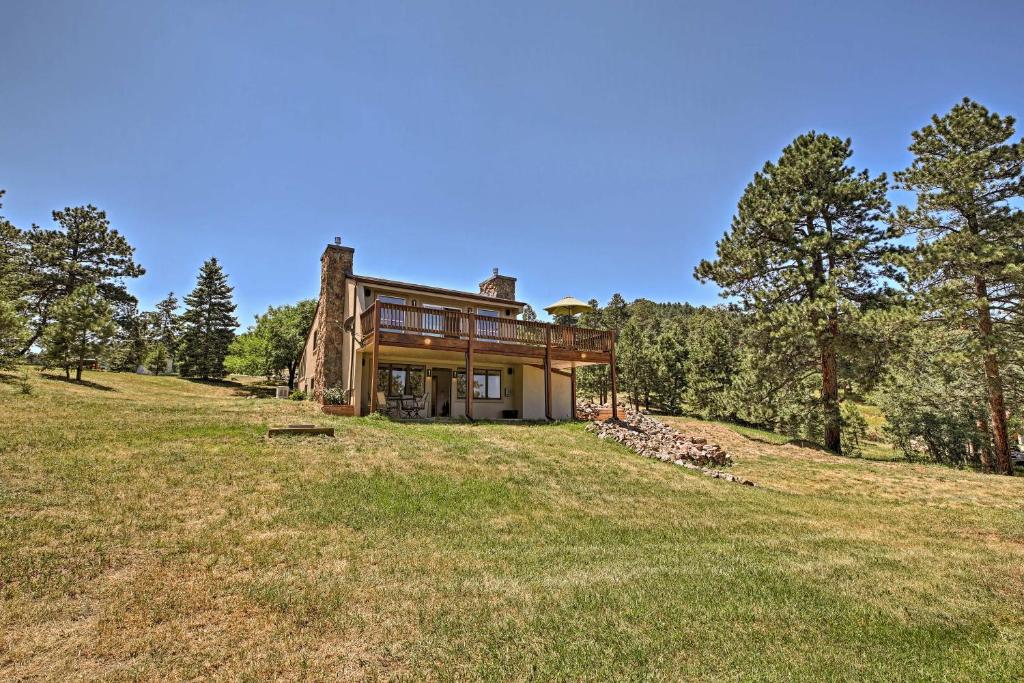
xmin=378 ymin=295 xmax=406 ymax=331
xmin=455 ymin=368 xmax=502 ymax=400
xmin=376 ymin=364 xmax=425 ymax=397
xmin=476 ymin=308 xmax=499 ymax=341
xmin=422 ymin=304 xmax=444 ymax=336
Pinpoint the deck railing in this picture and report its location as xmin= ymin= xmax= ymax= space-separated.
xmin=361 ymin=302 xmax=613 ymax=353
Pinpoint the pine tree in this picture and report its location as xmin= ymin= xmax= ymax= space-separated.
xmin=653 ymin=318 xmax=688 ymax=413
xmin=41 ymin=284 xmax=116 ymax=380
xmin=21 ymin=205 xmax=144 ymax=353
xmin=0 ymin=190 xmax=28 ymax=302
xmin=177 ymin=258 xmax=238 ymax=379
xmin=893 ymin=98 xmax=1024 ymax=475
xmin=602 ymin=293 xmax=630 ymax=332
xmin=0 ymin=299 xmax=28 ymax=370
xmin=0 ymin=191 xmax=29 ymax=367
xmin=145 ymin=343 xmax=169 ymax=376
xmin=616 ymin=299 xmax=660 ymax=411
xmin=575 ymin=298 xmax=609 ymax=403
xmin=107 ymin=302 xmax=151 ymax=372
xmin=152 ymin=292 xmax=180 ymax=368
xmin=683 ymin=307 xmax=744 ymax=420
xmin=696 ymin=132 xmax=894 ymax=453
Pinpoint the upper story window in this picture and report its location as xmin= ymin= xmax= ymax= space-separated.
xmin=377 ymin=295 xmax=406 ymax=331
xmin=476 ymin=308 xmax=499 ymax=340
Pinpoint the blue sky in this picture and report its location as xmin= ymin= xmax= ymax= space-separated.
xmin=2 ymin=1 xmax=1023 ymax=325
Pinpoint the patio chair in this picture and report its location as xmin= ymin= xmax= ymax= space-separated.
xmin=402 ymin=393 xmax=428 ymax=418
xmin=376 ymin=391 xmax=399 ymax=417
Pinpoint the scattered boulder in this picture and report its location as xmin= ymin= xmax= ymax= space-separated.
xmin=579 ymin=401 xmax=754 ymax=486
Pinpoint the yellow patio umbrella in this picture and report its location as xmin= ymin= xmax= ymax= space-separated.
xmin=543 ymin=296 xmax=592 ymax=318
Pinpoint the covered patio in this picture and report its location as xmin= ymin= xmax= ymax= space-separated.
xmin=357 ymin=301 xmax=618 ymax=420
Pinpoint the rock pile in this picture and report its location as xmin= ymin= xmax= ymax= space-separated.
xmin=575 ymin=400 xmax=625 ymax=421
xmin=580 ymin=403 xmax=754 ymax=486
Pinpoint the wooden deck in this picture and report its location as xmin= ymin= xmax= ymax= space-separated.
xmin=361 ymin=302 xmax=619 ymax=421
xmin=361 ymin=302 xmax=613 ymax=363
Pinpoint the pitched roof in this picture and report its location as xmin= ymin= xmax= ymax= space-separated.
xmin=351 ymin=273 xmax=526 ymax=307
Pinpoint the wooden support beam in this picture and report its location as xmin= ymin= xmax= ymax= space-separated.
xmin=571 ymin=366 xmax=577 ymax=421
xmin=610 ymin=330 xmax=618 ymax=420
xmin=370 ymin=304 xmax=380 ymax=415
xmin=544 ymin=327 xmax=552 ymax=420
xmin=466 ymin=312 xmax=475 ymax=420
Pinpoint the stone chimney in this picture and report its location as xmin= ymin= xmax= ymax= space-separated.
xmin=312 ymin=240 xmax=354 ymax=399
xmin=479 ymin=267 xmax=517 ymax=300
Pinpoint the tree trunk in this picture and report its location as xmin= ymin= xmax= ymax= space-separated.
xmin=18 ymin=329 xmax=43 ymax=357
xmin=287 ymin=364 xmax=296 ymax=391
xmin=75 ymin=361 xmax=83 ymax=381
xmin=975 ymin=418 xmax=994 ymax=471
xmin=975 ymin=275 xmax=1013 ymax=475
xmin=820 ymin=315 xmax=841 ymax=454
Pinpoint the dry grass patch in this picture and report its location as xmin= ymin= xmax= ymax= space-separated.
xmin=2 ymin=370 xmax=1023 ymax=680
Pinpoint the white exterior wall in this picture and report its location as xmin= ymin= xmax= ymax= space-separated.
xmin=521 ymin=364 xmax=572 ymax=420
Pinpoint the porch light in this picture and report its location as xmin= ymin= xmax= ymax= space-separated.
xmin=424 ymin=338 xmax=432 ymax=345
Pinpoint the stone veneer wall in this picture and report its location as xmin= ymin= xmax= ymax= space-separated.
xmin=312 ymin=245 xmax=353 ymax=401
xmin=478 ymin=270 xmax=517 ymax=301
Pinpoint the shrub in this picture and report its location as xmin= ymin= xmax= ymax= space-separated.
xmin=289 ymin=389 xmax=306 ymax=401
xmin=840 ymin=403 xmax=868 ymax=458
xmin=322 ymin=384 xmax=350 ymax=405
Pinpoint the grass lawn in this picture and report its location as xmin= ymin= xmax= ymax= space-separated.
xmin=2 ymin=370 xmax=1023 ymax=681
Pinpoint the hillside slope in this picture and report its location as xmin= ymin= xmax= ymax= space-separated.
xmin=1 ymin=370 xmax=1023 ymax=681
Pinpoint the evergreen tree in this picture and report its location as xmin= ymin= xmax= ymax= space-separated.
xmin=0 ymin=190 xmax=28 ymax=302
xmin=653 ymin=318 xmax=688 ymax=413
xmin=107 ymin=302 xmax=151 ymax=372
xmin=602 ymin=293 xmax=630 ymax=332
xmin=520 ymin=304 xmax=537 ymax=322
xmin=874 ymin=320 xmax=991 ymax=466
xmin=575 ymin=298 xmax=609 ymax=402
xmin=0 ymin=299 xmax=28 ymax=370
xmin=893 ymin=98 xmax=1024 ymax=475
xmin=0 ymin=191 xmax=29 ymax=367
xmin=616 ymin=299 xmax=660 ymax=411
xmin=153 ymin=292 xmax=180 ymax=359
xmin=41 ymin=284 xmax=116 ymax=380
xmin=21 ymin=205 xmax=144 ymax=354
xmin=684 ymin=307 xmax=744 ymax=419
xmin=696 ymin=132 xmax=894 ymax=453
xmin=177 ymin=258 xmax=238 ymax=379
xmin=145 ymin=343 xmax=170 ymax=376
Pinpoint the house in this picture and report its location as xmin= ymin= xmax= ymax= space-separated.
xmin=295 ymin=240 xmax=618 ymax=420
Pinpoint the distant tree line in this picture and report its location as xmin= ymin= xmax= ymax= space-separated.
xmin=574 ymin=98 xmax=1022 ymax=474
xmin=0 ymin=196 xmax=241 ymax=380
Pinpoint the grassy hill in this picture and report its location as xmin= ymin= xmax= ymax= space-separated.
xmin=2 ymin=370 xmax=1023 ymax=681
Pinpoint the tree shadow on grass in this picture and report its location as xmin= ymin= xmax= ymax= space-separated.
xmin=181 ymin=377 xmax=276 ymax=398
xmin=0 ymin=371 xmax=28 ymax=388
xmin=38 ymin=372 xmax=117 ymax=392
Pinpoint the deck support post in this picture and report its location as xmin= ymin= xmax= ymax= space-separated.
xmin=370 ymin=303 xmax=380 ymax=415
xmin=570 ymin=366 xmax=577 ymax=421
xmin=466 ymin=312 xmax=475 ymax=420
xmin=544 ymin=327 xmax=553 ymax=420
xmin=610 ymin=331 xmax=618 ymax=420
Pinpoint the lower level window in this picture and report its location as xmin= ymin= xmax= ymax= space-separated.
xmin=376 ymin=364 xmax=425 ymax=397
xmin=455 ymin=368 xmax=502 ymax=399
